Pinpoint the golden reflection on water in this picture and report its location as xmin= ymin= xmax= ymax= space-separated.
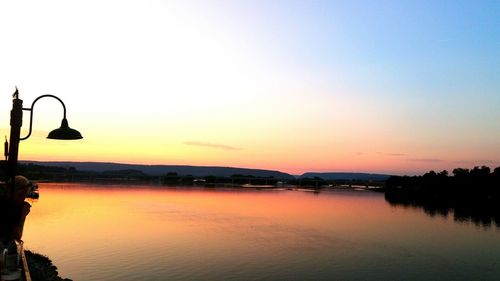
xmin=22 ymin=183 xmax=500 ymax=281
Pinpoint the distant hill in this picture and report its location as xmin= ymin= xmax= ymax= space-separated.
xmin=299 ymin=172 xmax=392 ymax=181
xmin=21 ymin=161 xmax=295 ymax=179
xmin=19 ymin=161 xmax=393 ymax=181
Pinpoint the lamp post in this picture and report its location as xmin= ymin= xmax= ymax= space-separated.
xmin=5 ymin=88 xmax=83 ymax=197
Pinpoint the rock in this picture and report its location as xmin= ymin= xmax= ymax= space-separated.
xmin=24 ymin=250 xmax=72 ymax=281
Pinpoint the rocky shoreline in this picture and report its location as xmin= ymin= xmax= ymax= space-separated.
xmin=24 ymin=251 xmax=71 ymax=281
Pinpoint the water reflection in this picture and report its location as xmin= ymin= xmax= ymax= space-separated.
xmin=22 ymin=183 xmax=500 ymax=281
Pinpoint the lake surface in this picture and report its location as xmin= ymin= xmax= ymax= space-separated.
xmin=23 ymin=183 xmax=500 ymax=281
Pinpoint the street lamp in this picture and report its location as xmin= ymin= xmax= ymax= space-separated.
xmin=5 ymin=87 xmax=83 ymax=197
xmin=21 ymin=94 xmax=83 ymax=141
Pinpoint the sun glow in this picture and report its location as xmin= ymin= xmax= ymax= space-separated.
xmin=0 ymin=0 xmax=498 ymax=175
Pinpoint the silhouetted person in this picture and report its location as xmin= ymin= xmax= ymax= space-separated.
xmin=0 ymin=176 xmax=32 ymax=243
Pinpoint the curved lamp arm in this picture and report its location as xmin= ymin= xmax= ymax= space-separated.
xmin=20 ymin=94 xmax=67 ymax=141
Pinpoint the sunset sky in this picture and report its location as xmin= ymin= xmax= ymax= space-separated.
xmin=0 ymin=0 xmax=498 ymax=175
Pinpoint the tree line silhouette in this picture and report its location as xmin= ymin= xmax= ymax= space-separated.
xmin=385 ymin=166 xmax=500 ymax=227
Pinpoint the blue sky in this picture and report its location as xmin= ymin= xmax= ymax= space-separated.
xmin=0 ymin=0 xmax=498 ymax=174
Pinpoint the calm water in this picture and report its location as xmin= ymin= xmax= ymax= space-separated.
xmin=23 ymin=183 xmax=500 ymax=281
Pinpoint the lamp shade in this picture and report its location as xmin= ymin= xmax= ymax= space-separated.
xmin=47 ymin=118 xmax=83 ymax=140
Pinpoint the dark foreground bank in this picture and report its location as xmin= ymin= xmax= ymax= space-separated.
xmin=385 ymin=166 xmax=500 ymax=227
xmin=25 ymin=251 xmax=71 ymax=281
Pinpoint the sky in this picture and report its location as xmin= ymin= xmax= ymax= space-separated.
xmin=0 ymin=0 xmax=498 ymax=175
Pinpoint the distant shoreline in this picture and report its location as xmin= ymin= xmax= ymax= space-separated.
xmin=2 ymin=161 xmax=387 ymax=190
xmin=33 ymin=180 xmax=384 ymax=194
